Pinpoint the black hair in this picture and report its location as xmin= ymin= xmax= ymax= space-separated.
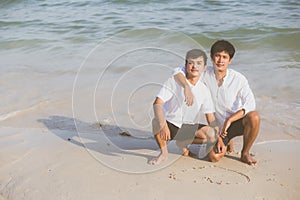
xmin=210 ymin=40 xmax=235 ymax=59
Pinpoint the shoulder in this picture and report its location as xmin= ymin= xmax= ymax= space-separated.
xmin=172 ymin=66 xmax=186 ymax=75
xmin=158 ymin=77 xmax=177 ymax=92
xmin=164 ymin=76 xmax=176 ymax=86
xmin=228 ymin=68 xmax=248 ymax=83
xmin=157 ymin=77 xmax=177 ymax=99
xmin=202 ymin=66 xmax=214 ymax=81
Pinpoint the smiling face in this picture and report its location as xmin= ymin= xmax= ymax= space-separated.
xmin=210 ymin=40 xmax=235 ymax=73
xmin=212 ymin=50 xmax=232 ymax=73
xmin=185 ymin=56 xmax=206 ymax=79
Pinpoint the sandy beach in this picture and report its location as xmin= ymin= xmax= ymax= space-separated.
xmin=1 ymin=1 xmax=300 ymax=199
xmin=0 ymin=99 xmax=300 ymax=200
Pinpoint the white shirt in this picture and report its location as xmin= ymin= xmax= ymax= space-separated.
xmin=173 ymin=66 xmax=256 ymax=127
xmin=156 ymin=76 xmax=215 ymax=128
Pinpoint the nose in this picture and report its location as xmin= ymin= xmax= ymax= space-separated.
xmin=218 ymin=56 xmax=224 ymax=63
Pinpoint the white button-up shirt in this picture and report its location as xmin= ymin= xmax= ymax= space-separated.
xmin=173 ymin=66 xmax=256 ymax=127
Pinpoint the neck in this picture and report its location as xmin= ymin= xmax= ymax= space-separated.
xmin=214 ymin=69 xmax=227 ymax=87
xmin=186 ymin=75 xmax=200 ymax=86
xmin=214 ymin=69 xmax=227 ymax=81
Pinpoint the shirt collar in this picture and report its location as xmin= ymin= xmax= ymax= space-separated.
xmin=223 ymin=69 xmax=229 ymax=83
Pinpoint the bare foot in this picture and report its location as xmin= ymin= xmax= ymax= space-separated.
xmin=241 ymin=153 xmax=257 ymax=166
xmin=182 ymin=148 xmax=189 ymax=156
xmin=149 ymin=153 xmax=168 ymax=165
xmin=227 ymin=140 xmax=234 ymax=154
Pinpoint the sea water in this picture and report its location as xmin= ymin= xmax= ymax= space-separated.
xmin=0 ymin=0 xmax=299 ymax=137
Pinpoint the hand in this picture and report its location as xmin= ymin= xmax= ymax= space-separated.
xmin=159 ymin=123 xmax=171 ymax=141
xmin=184 ymin=85 xmax=194 ymax=106
xmin=215 ymin=137 xmax=226 ymax=154
xmin=220 ymin=119 xmax=231 ymax=138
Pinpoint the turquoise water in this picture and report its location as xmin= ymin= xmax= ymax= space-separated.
xmin=0 ymin=0 xmax=299 ymax=134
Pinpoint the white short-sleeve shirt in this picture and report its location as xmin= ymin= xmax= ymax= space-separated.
xmin=173 ymin=66 xmax=256 ymax=127
xmin=157 ymin=76 xmax=215 ymax=128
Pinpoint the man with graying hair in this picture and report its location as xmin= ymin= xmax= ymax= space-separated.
xmin=150 ymin=49 xmax=225 ymax=165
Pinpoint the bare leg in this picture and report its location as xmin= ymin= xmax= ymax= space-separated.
xmin=194 ymin=126 xmax=220 ymax=160
xmin=149 ymin=122 xmax=169 ymax=165
xmin=182 ymin=147 xmax=190 ymax=156
xmin=175 ymin=140 xmax=190 ymax=156
xmin=241 ymin=111 xmax=260 ymax=165
xmin=175 ymin=126 xmax=215 ymax=158
xmin=227 ymin=139 xmax=234 ymax=153
xmin=194 ymin=126 xmax=213 ymax=143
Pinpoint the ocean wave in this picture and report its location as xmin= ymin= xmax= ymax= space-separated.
xmin=0 ymin=39 xmax=54 ymax=51
xmin=189 ymin=27 xmax=300 ymax=51
xmin=0 ymin=0 xmax=22 ymax=8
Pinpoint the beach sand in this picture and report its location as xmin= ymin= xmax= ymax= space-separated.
xmin=1 ymin=0 xmax=299 ymax=199
xmin=1 ymin=102 xmax=300 ymax=200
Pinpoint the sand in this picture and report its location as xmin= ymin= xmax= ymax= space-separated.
xmin=1 ymin=102 xmax=300 ymax=200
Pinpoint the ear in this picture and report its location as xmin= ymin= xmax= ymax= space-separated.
xmin=185 ymin=64 xmax=188 ymax=71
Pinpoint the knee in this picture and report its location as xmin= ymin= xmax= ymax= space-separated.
xmin=246 ymin=111 xmax=260 ymax=125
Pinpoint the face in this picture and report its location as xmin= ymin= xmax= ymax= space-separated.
xmin=185 ymin=56 xmax=206 ymax=78
xmin=212 ymin=51 xmax=232 ymax=72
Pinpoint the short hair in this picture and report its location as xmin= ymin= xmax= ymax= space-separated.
xmin=210 ymin=40 xmax=235 ymax=59
xmin=185 ymin=49 xmax=207 ymax=65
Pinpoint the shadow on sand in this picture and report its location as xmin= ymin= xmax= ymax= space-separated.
xmin=37 ymin=116 xmax=228 ymax=168
xmin=37 ymin=115 xmax=159 ymax=162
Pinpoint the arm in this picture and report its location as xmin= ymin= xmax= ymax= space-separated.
xmin=205 ymin=113 xmax=225 ymax=153
xmin=173 ymin=71 xmax=194 ymax=106
xmin=221 ymin=78 xmax=255 ymax=138
xmin=153 ymin=97 xmax=171 ymax=141
xmin=220 ymin=109 xmax=245 ymax=138
xmin=240 ymin=81 xmax=256 ymax=115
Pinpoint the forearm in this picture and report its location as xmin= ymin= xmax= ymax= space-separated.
xmin=174 ymin=72 xmax=194 ymax=106
xmin=153 ymin=104 xmax=165 ymax=126
xmin=220 ymin=110 xmax=245 ymax=138
xmin=226 ymin=109 xmax=245 ymax=123
xmin=174 ymin=73 xmax=189 ymax=89
xmin=152 ymin=98 xmax=166 ymax=133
